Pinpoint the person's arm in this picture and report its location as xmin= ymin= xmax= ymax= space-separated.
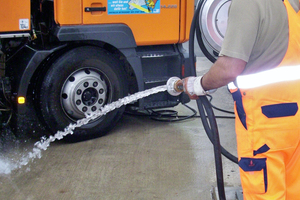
xmin=201 ymin=56 xmax=246 ymax=91
xmin=180 ymin=0 xmax=259 ymax=98
xmin=179 ymin=56 xmax=246 ymax=99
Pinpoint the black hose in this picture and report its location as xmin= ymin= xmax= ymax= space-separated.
xmin=189 ymin=1 xmax=239 ymax=199
xmin=191 ymin=0 xmax=238 ymax=164
xmin=149 ymin=104 xmax=197 ymax=122
xmin=196 ymin=96 xmax=226 ymax=200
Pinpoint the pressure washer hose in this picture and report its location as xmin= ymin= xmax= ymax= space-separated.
xmin=189 ymin=1 xmax=238 ymax=200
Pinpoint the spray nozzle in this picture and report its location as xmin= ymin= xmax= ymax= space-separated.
xmin=166 ymin=77 xmax=184 ymax=96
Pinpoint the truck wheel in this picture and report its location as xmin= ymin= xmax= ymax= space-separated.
xmin=39 ymin=46 xmax=128 ymax=141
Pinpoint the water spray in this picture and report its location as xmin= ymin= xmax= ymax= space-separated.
xmin=0 ymin=85 xmax=167 ymax=175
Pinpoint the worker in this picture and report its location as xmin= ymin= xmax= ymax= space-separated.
xmin=179 ymin=0 xmax=300 ymax=199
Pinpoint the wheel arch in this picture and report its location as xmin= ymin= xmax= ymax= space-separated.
xmin=28 ymin=42 xmax=141 ymax=99
xmin=23 ymin=43 xmax=142 ymax=115
xmin=12 ymin=25 xmax=144 ymax=114
xmin=54 ymin=24 xmax=144 ymax=94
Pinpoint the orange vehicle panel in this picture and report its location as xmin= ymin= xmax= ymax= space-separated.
xmin=0 ymin=0 xmax=31 ymax=33
xmin=54 ymin=0 xmax=193 ymax=46
xmin=83 ymin=0 xmax=179 ymax=45
xmin=179 ymin=0 xmax=194 ymax=43
xmin=54 ymin=0 xmax=82 ymax=25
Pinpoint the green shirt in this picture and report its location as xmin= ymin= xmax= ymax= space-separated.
xmin=219 ymin=0 xmax=299 ymax=75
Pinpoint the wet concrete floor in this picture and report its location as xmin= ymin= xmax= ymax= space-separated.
xmin=0 ymin=57 xmax=241 ymax=200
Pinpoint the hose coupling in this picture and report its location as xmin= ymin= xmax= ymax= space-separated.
xmin=166 ymin=77 xmax=184 ymax=96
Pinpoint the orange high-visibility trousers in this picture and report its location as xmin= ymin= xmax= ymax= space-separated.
xmin=230 ymin=0 xmax=300 ymax=199
xmin=233 ymin=83 xmax=300 ymax=199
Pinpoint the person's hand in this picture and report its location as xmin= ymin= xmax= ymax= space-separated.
xmin=182 ymin=76 xmax=199 ymax=99
xmin=181 ymin=76 xmax=217 ymax=99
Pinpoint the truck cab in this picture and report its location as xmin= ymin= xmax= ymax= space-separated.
xmin=0 ymin=0 xmax=194 ymax=141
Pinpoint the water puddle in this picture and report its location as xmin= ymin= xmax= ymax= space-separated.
xmin=0 ymin=85 xmax=167 ymax=175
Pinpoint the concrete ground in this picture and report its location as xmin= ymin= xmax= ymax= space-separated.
xmin=0 ymin=57 xmax=242 ymax=200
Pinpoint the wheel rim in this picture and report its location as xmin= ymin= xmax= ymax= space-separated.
xmin=61 ymin=68 xmax=107 ymax=120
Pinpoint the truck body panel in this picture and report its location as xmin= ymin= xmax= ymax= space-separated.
xmin=54 ymin=0 xmax=83 ymax=25
xmin=0 ymin=0 xmax=31 ymax=35
xmin=53 ymin=0 xmax=193 ymax=45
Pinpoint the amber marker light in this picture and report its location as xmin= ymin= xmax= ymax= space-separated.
xmin=18 ymin=96 xmax=25 ymax=104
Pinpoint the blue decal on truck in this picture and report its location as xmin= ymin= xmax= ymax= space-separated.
xmin=108 ymin=0 xmax=160 ymax=15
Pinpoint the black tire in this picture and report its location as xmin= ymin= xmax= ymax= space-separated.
xmin=39 ymin=46 xmax=128 ymax=142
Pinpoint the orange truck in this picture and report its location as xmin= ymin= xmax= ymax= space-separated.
xmin=0 ymin=0 xmax=194 ymax=141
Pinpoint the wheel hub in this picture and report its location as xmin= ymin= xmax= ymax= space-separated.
xmin=82 ymin=87 xmax=98 ymax=106
xmin=61 ymin=69 xmax=107 ymax=119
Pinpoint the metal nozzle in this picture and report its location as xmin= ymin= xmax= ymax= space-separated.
xmin=166 ymin=77 xmax=183 ymax=96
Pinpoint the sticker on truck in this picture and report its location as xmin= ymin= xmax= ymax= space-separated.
xmin=108 ymin=0 xmax=160 ymax=15
xmin=19 ymin=19 xmax=29 ymax=30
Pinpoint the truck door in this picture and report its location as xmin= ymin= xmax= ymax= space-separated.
xmin=82 ymin=0 xmax=181 ymax=46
